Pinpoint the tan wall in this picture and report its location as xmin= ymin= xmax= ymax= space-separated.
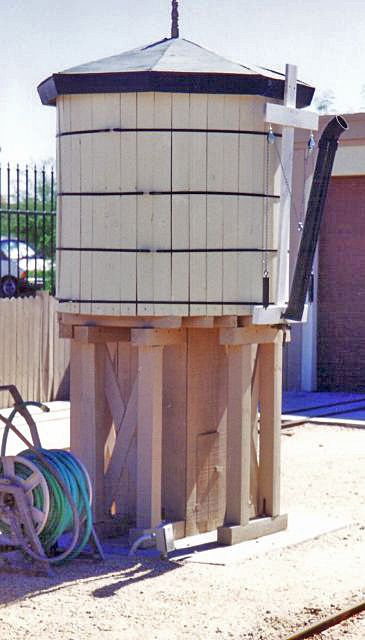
xmin=333 ymin=144 xmax=365 ymax=176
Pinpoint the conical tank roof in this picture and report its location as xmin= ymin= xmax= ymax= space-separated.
xmin=38 ymin=37 xmax=314 ymax=107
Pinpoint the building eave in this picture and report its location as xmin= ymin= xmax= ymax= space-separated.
xmin=38 ymin=69 xmax=314 ymax=108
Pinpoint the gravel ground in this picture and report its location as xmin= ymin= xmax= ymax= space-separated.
xmin=1 ymin=423 xmax=364 ymax=640
xmin=310 ymin=611 xmax=365 ymax=639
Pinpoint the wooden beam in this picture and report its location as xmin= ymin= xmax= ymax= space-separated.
xmin=136 ymin=346 xmax=164 ymax=529
xmin=59 ymin=322 xmax=74 ymax=339
xmin=274 ymin=64 xmax=297 ymax=307
xmin=237 ymin=315 xmax=252 ymax=327
xmin=104 ymin=378 xmax=138 ymax=509
xmin=182 ymin=317 xmax=214 ymax=328
xmin=258 ymin=341 xmax=283 ymax=517
xmin=250 ymin=345 xmax=260 ymax=518
xmin=224 ymin=344 xmax=252 ymax=526
xmin=214 ymin=316 xmax=238 ymax=328
xmin=220 ymin=326 xmax=283 ymax=346
xmin=252 ymin=305 xmax=286 ymax=326
xmin=104 ymin=346 xmax=126 ymax=429
xmin=73 ymin=326 xmax=131 ymax=343
xmin=265 ymin=102 xmax=318 ymax=131
xmin=218 ymin=514 xmax=288 ymax=545
xmin=60 ymin=312 xmax=182 ymax=329
xmin=131 ymin=328 xmax=187 ymax=347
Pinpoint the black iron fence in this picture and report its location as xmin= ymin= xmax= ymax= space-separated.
xmin=0 ymin=164 xmax=56 ymax=297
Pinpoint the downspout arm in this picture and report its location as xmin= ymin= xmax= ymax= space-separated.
xmin=284 ymin=115 xmax=348 ymax=321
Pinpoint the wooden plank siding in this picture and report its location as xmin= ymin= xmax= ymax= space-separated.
xmin=91 ymin=94 xmax=121 ymax=316
xmin=189 ymin=94 xmax=208 ymax=316
xmin=223 ymin=96 xmax=240 ymax=315
xmin=0 ymin=293 xmax=70 ymax=409
xmin=185 ymin=329 xmax=227 ymax=535
xmin=57 ymin=92 xmax=280 ymax=316
xmin=172 ymin=93 xmax=190 ymax=316
xmin=120 ymin=93 xmax=138 ymax=316
xmin=135 ymin=93 xmax=154 ymax=316
xmin=150 ymin=93 xmax=172 ymax=316
xmin=57 ymin=96 xmax=78 ymax=314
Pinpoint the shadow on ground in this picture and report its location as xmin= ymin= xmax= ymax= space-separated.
xmin=0 ymin=550 xmax=181 ymax=606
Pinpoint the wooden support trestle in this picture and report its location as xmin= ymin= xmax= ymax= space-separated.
xmin=66 ymin=315 xmax=288 ymax=543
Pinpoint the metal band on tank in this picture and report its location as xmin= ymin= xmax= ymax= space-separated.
xmin=58 ymin=190 xmax=280 ymax=199
xmin=57 ymin=128 xmax=282 ymax=138
xmin=56 ymin=247 xmax=278 ymax=254
xmin=57 ymin=298 xmax=274 ymax=306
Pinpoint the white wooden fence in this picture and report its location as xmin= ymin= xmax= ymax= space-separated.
xmin=0 ymin=292 xmax=70 ymax=408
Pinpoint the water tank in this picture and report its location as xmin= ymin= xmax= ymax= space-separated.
xmin=39 ymin=37 xmax=314 ymax=317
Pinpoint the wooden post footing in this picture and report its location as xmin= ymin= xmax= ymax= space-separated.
xmin=217 ymin=514 xmax=288 ymax=546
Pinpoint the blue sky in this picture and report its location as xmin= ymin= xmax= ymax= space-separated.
xmin=1 ymin=0 xmax=364 ymax=167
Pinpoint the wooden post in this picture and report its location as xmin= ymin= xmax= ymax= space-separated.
xmin=275 ymin=64 xmax=297 ymax=307
xmin=218 ymin=328 xmax=287 ymax=545
xmin=258 ymin=339 xmax=283 ymax=516
xmin=136 ymin=345 xmax=164 ymax=529
xmin=224 ymin=345 xmax=252 ymax=526
xmin=70 ymin=340 xmax=110 ymax=527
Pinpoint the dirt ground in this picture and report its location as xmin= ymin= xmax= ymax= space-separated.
xmin=1 ymin=423 xmax=364 ymax=640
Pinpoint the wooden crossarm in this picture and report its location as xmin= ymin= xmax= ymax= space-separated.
xmin=73 ymin=326 xmax=131 ymax=343
xmin=131 ymin=328 xmax=187 ymax=346
xmin=220 ymin=326 xmax=285 ymax=346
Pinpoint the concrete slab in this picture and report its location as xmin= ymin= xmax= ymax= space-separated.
xmin=97 ymin=510 xmax=352 ymax=566
xmin=283 ymin=391 xmax=365 ymax=421
xmin=170 ymin=511 xmax=352 ymax=565
xmin=0 ymin=401 xmax=70 ymax=454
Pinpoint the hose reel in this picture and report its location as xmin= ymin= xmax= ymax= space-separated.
xmin=0 ymin=386 xmax=104 ymax=573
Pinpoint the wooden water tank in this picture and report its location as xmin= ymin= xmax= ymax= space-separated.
xmin=39 ymin=38 xmax=314 ymax=317
xmin=39 ymin=37 xmax=316 ymax=544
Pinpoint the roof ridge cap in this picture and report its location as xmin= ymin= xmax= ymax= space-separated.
xmin=149 ymin=37 xmax=179 ymax=70
xmin=141 ymin=37 xmax=171 ymax=51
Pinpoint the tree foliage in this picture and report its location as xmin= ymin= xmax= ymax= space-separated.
xmin=0 ymin=162 xmax=56 ymax=259
xmin=312 ymin=90 xmax=336 ymax=114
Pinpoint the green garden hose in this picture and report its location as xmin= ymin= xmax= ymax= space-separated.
xmin=0 ymin=449 xmax=93 ymax=564
xmin=21 ymin=449 xmax=93 ymax=562
xmin=0 ymin=401 xmax=95 ymax=564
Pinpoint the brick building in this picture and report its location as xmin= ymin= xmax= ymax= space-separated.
xmin=285 ymin=112 xmax=365 ymax=391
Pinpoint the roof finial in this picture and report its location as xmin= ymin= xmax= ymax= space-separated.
xmin=171 ymin=0 xmax=179 ymax=39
